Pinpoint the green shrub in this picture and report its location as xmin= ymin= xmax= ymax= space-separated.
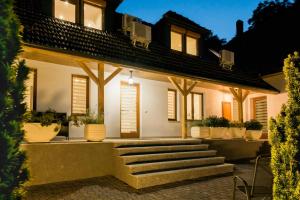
xmin=189 ymin=120 xmax=205 ymax=127
xmin=269 ymin=52 xmax=300 ymax=199
xmin=244 ymin=119 xmax=263 ymax=130
xmin=69 ymin=111 xmax=104 ymax=127
xmin=23 ymin=109 xmax=66 ymax=126
xmin=230 ymin=121 xmax=244 ymax=128
xmin=0 ymin=0 xmax=29 ymax=198
xmin=203 ymin=116 xmax=230 ymax=127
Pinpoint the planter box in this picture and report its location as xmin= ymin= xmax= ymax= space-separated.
xmin=191 ymin=126 xmax=210 ymax=138
xmin=23 ymin=123 xmax=61 ymax=143
xmin=245 ymin=130 xmax=263 ymax=140
xmin=84 ymin=124 xmax=105 ymax=142
xmin=230 ymin=128 xmax=246 ymax=139
xmin=210 ymin=127 xmax=230 ymax=139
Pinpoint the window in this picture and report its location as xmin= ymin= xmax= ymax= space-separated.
xmin=72 ymin=75 xmax=89 ymax=115
xmin=54 ymin=0 xmax=76 ymax=23
xmin=84 ymin=2 xmax=103 ymax=30
xmin=24 ymin=69 xmax=37 ymax=111
xmin=186 ymin=36 xmax=198 ymax=56
xmin=168 ymin=89 xmax=177 ymax=121
xmin=232 ymin=99 xmax=239 ymax=121
xmin=171 ymin=31 xmax=183 ymax=52
xmin=187 ymin=92 xmax=203 ymax=120
xmin=252 ymin=96 xmax=268 ymax=134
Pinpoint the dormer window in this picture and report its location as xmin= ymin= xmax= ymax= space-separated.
xmin=171 ymin=31 xmax=183 ymax=52
xmin=186 ymin=36 xmax=198 ymax=56
xmin=54 ymin=0 xmax=76 ymax=23
xmin=84 ymin=1 xmax=104 ymax=30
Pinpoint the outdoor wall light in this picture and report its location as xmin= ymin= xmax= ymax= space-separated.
xmin=128 ymin=70 xmax=134 ymax=85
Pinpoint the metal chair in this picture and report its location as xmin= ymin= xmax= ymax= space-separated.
xmin=233 ymin=155 xmax=273 ymax=200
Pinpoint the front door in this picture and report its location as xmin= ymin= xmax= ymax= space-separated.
xmin=222 ymin=101 xmax=232 ymax=121
xmin=120 ymin=82 xmax=140 ymax=138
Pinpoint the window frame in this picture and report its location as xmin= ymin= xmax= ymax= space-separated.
xmin=186 ymin=35 xmax=198 ymax=56
xmin=83 ymin=0 xmax=105 ymax=30
xmin=25 ymin=68 xmax=37 ymax=111
xmin=170 ymin=30 xmax=183 ymax=52
xmin=168 ymin=88 xmax=177 ymax=121
xmin=187 ymin=92 xmax=204 ymax=121
xmin=71 ymin=74 xmax=90 ymax=115
xmin=53 ymin=0 xmax=79 ymax=23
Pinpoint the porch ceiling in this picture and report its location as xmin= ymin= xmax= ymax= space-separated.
xmin=21 ymin=46 xmax=276 ymax=94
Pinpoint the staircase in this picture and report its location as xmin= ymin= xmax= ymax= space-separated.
xmin=113 ymin=139 xmax=234 ymax=189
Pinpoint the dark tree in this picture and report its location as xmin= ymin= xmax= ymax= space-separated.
xmin=0 ymin=0 xmax=29 ymax=199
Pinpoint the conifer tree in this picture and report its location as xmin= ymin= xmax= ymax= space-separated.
xmin=0 ymin=0 xmax=29 ymax=199
xmin=269 ymin=52 xmax=300 ymax=199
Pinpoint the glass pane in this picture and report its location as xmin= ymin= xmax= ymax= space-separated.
xmin=55 ymin=0 xmax=76 ymax=23
xmin=24 ymin=71 xmax=35 ymax=111
xmin=84 ymin=3 xmax=103 ymax=30
xmin=193 ymin=93 xmax=203 ymax=120
xmin=171 ymin=31 xmax=182 ymax=51
xmin=72 ymin=76 xmax=88 ymax=114
xmin=168 ymin=90 xmax=176 ymax=120
xmin=187 ymin=94 xmax=192 ymax=120
xmin=186 ymin=36 xmax=197 ymax=55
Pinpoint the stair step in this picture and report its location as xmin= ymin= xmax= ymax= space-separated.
xmin=112 ymin=139 xmax=202 ymax=148
xmin=127 ymin=157 xmax=225 ymax=174
xmin=121 ymin=150 xmax=217 ymax=164
xmin=131 ymin=163 xmax=234 ymax=189
xmin=115 ymin=144 xmax=209 ymax=156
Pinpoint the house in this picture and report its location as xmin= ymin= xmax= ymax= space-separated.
xmin=15 ymin=0 xmax=285 ymax=188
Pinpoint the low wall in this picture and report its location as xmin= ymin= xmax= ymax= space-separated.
xmin=202 ymin=139 xmax=267 ymax=161
xmin=21 ymin=142 xmax=113 ymax=186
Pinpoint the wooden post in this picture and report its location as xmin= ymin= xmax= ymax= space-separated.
xmin=230 ymin=88 xmax=250 ymax=122
xmin=98 ymin=63 xmax=105 ymax=116
xmin=181 ymin=79 xmax=187 ymax=139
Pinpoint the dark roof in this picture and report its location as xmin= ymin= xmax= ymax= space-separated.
xmin=155 ymin=11 xmax=210 ymax=34
xmin=15 ymin=7 xmax=277 ymax=92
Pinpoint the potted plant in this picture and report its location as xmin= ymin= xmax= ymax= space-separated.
xmin=69 ymin=112 xmax=105 ymax=142
xmin=229 ymin=121 xmax=246 ymax=139
xmin=23 ymin=109 xmax=63 ymax=142
xmin=244 ymin=120 xmax=263 ymax=140
xmin=190 ymin=120 xmax=210 ymax=139
xmin=204 ymin=116 xmax=230 ymax=139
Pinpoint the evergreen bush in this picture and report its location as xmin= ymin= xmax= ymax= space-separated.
xmin=269 ymin=52 xmax=300 ymax=199
xmin=0 ymin=0 xmax=29 ymax=199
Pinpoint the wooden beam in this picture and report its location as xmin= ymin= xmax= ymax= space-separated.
xmin=78 ymin=61 xmax=99 ymax=85
xmin=185 ymin=81 xmax=197 ymax=96
xmin=104 ymin=67 xmax=122 ymax=85
xmin=230 ymin=88 xmax=240 ymax=101
xmin=242 ymin=90 xmax=250 ymax=102
xmin=181 ymin=79 xmax=188 ymax=139
xmin=98 ymin=63 xmax=105 ymax=116
xmin=168 ymin=77 xmax=184 ymax=95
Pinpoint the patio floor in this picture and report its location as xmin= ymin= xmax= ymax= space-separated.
xmin=25 ymin=164 xmax=254 ymax=200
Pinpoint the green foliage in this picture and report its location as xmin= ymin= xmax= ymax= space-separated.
xmin=244 ymin=119 xmax=263 ymax=130
xmin=0 ymin=0 xmax=29 ymax=198
xmin=269 ymin=52 xmax=300 ymax=200
xmin=23 ymin=109 xmax=66 ymax=127
xmin=69 ymin=111 xmax=104 ymax=127
xmin=203 ymin=116 xmax=230 ymax=127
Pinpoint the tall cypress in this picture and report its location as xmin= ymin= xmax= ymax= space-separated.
xmin=269 ymin=52 xmax=300 ymax=199
xmin=0 ymin=0 xmax=29 ymax=199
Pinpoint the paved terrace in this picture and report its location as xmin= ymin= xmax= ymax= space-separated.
xmin=25 ymin=164 xmax=253 ymax=200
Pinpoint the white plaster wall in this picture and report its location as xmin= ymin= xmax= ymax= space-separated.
xmin=25 ymin=59 xmax=236 ymax=138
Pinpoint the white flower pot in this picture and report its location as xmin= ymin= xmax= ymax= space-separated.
xmin=191 ymin=126 xmax=210 ymax=138
xmin=230 ymin=128 xmax=246 ymax=139
xmin=245 ymin=130 xmax=263 ymax=140
xmin=210 ymin=127 xmax=230 ymax=139
xmin=23 ymin=123 xmax=61 ymax=143
xmin=84 ymin=124 xmax=105 ymax=142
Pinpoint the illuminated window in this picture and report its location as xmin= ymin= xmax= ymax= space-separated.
xmin=72 ymin=75 xmax=89 ymax=115
xmin=187 ymin=92 xmax=203 ymax=120
xmin=168 ymin=89 xmax=177 ymax=121
xmin=84 ymin=2 xmax=103 ymax=30
xmin=171 ymin=31 xmax=183 ymax=52
xmin=186 ymin=36 xmax=198 ymax=56
xmin=24 ymin=69 xmax=37 ymax=111
xmin=54 ymin=0 xmax=76 ymax=23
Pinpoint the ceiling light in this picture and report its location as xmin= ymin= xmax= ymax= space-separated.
xmin=128 ymin=70 xmax=134 ymax=85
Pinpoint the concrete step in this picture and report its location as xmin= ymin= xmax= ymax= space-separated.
xmin=115 ymin=144 xmax=209 ymax=156
xmin=112 ymin=139 xmax=202 ymax=148
xmin=121 ymin=150 xmax=217 ymax=164
xmin=131 ymin=163 xmax=234 ymax=189
xmin=127 ymin=157 xmax=225 ymax=174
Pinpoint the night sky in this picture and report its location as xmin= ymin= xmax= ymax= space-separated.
xmin=117 ymin=0 xmax=263 ymax=41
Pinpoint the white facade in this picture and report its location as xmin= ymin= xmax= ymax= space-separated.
xmin=25 ymin=59 xmax=288 ymax=138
